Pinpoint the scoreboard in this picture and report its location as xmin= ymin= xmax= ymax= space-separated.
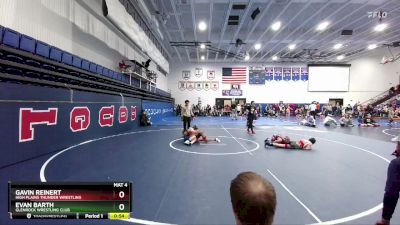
xmin=8 ymin=182 xmax=132 ymax=220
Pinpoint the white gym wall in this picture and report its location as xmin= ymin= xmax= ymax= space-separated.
xmin=168 ymin=47 xmax=400 ymax=106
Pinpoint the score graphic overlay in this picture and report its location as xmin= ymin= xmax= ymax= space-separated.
xmin=8 ymin=182 xmax=132 ymax=220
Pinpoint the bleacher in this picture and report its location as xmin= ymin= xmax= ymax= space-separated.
xmin=0 ymin=26 xmax=172 ymax=102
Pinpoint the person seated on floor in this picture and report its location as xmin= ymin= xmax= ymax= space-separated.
xmin=230 ymin=171 xmax=276 ymax=225
xmin=339 ymin=114 xmax=354 ymax=127
xmin=359 ymin=114 xmax=380 ymax=127
xmin=183 ymin=125 xmax=220 ymax=146
xmin=265 ymin=136 xmax=316 ymax=150
xmin=299 ymin=115 xmax=316 ymax=128
xmin=323 ymin=115 xmax=338 ymax=127
xmin=140 ymin=110 xmax=152 ymax=126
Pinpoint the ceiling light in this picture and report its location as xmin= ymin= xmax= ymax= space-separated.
xmin=288 ymin=44 xmax=296 ymax=50
xmin=333 ymin=43 xmax=343 ymax=49
xmin=374 ymin=23 xmax=387 ymax=32
xmin=316 ymin=21 xmax=329 ymax=31
xmin=367 ymin=44 xmax=377 ymax=50
xmin=254 ymin=43 xmax=261 ymax=50
xmin=272 ymin=55 xmax=278 ymax=61
xmin=244 ymin=55 xmax=250 ymax=61
xmin=337 ymin=55 xmax=345 ymax=60
xmin=198 ymin=21 xmax=207 ymax=31
xmin=200 ymin=44 xmax=206 ymax=49
xmin=271 ymin=21 xmax=281 ymax=31
xmin=200 ymin=55 xmax=205 ymax=60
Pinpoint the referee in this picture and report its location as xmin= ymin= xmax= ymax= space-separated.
xmin=376 ymin=135 xmax=400 ymax=225
xmin=181 ymin=100 xmax=193 ymax=132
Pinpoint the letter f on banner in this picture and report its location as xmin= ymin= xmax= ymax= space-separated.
xmin=19 ymin=108 xmax=58 ymax=142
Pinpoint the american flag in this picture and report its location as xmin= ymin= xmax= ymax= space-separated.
xmin=222 ymin=67 xmax=247 ymax=84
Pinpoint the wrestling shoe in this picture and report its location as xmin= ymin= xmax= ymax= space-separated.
xmin=264 ymin=138 xmax=273 ymax=147
xmin=392 ymin=150 xmax=399 ymax=157
xmin=215 ymin=138 xmax=221 ymax=143
xmin=252 ymin=131 xmax=256 ymax=134
xmin=184 ymin=140 xmax=190 ymax=145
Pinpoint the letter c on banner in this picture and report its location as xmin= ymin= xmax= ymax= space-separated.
xmin=119 ymin=106 xmax=128 ymax=123
xmin=99 ymin=105 xmax=114 ymax=127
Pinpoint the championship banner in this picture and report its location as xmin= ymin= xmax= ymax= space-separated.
xmin=211 ymin=81 xmax=219 ymax=91
xmin=273 ymin=67 xmax=283 ymax=81
xmin=195 ymin=82 xmax=203 ymax=90
xmin=204 ymin=82 xmax=211 ymax=91
xmin=178 ymin=81 xmax=186 ymax=90
xmin=291 ymin=67 xmax=300 ymax=81
xmin=222 ymin=89 xmax=243 ymax=96
xmin=207 ymin=70 xmax=215 ymax=80
xmin=301 ymin=67 xmax=308 ymax=81
xmin=265 ymin=67 xmax=274 ymax=81
xmin=249 ymin=66 xmax=266 ymax=85
xmin=186 ymin=81 xmax=194 ymax=91
xmin=283 ymin=67 xmax=291 ymax=81
xmin=195 ymin=68 xmax=203 ymax=78
xmin=182 ymin=70 xmax=191 ymax=80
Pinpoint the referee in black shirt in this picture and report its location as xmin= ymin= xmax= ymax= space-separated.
xmin=376 ymin=136 xmax=400 ymax=225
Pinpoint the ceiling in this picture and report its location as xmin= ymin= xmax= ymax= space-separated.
xmin=144 ymin=0 xmax=400 ymax=63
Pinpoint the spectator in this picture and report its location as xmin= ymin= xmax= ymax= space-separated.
xmin=230 ymin=172 xmax=276 ymax=225
xmin=309 ymin=101 xmax=317 ymax=119
xmin=389 ymin=86 xmax=395 ymax=96
xmin=140 ymin=110 xmax=152 ymax=126
xmin=345 ymin=104 xmax=352 ymax=114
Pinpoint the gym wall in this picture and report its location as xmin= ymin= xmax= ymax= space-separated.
xmin=168 ymin=48 xmax=400 ymax=106
xmin=0 ymin=82 xmax=143 ymax=168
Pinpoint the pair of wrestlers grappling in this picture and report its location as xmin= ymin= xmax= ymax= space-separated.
xmin=183 ymin=126 xmax=316 ymax=150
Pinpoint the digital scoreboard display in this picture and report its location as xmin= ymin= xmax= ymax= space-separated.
xmin=8 ymin=182 xmax=132 ymax=220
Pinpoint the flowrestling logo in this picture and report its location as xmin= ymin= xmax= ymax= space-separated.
xmin=19 ymin=105 xmax=137 ymax=142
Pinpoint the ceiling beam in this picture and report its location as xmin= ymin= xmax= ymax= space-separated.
xmin=206 ymin=1 xmax=213 ymax=61
xmin=312 ymin=4 xmax=400 ymax=61
xmin=248 ymin=0 xmax=302 ymax=61
xmin=169 ymin=0 xmax=191 ymax=61
xmin=223 ymin=0 xmax=253 ymax=61
xmin=214 ymin=1 xmax=234 ymax=61
xmin=253 ymin=0 xmax=334 ymax=62
xmin=190 ymin=0 xmax=199 ymax=62
xmin=149 ymin=0 xmax=182 ymax=62
xmin=250 ymin=2 xmax=298 ymax=60
xmin=231 ymin=1 xmax=274 ymax=62
xmin=277 ymin=0 xmax=393 ymax=61
xmin=251 ymin=1 xmax=312 ymax=61
xmin=326 ymin=19 xmax=400 ymax=62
